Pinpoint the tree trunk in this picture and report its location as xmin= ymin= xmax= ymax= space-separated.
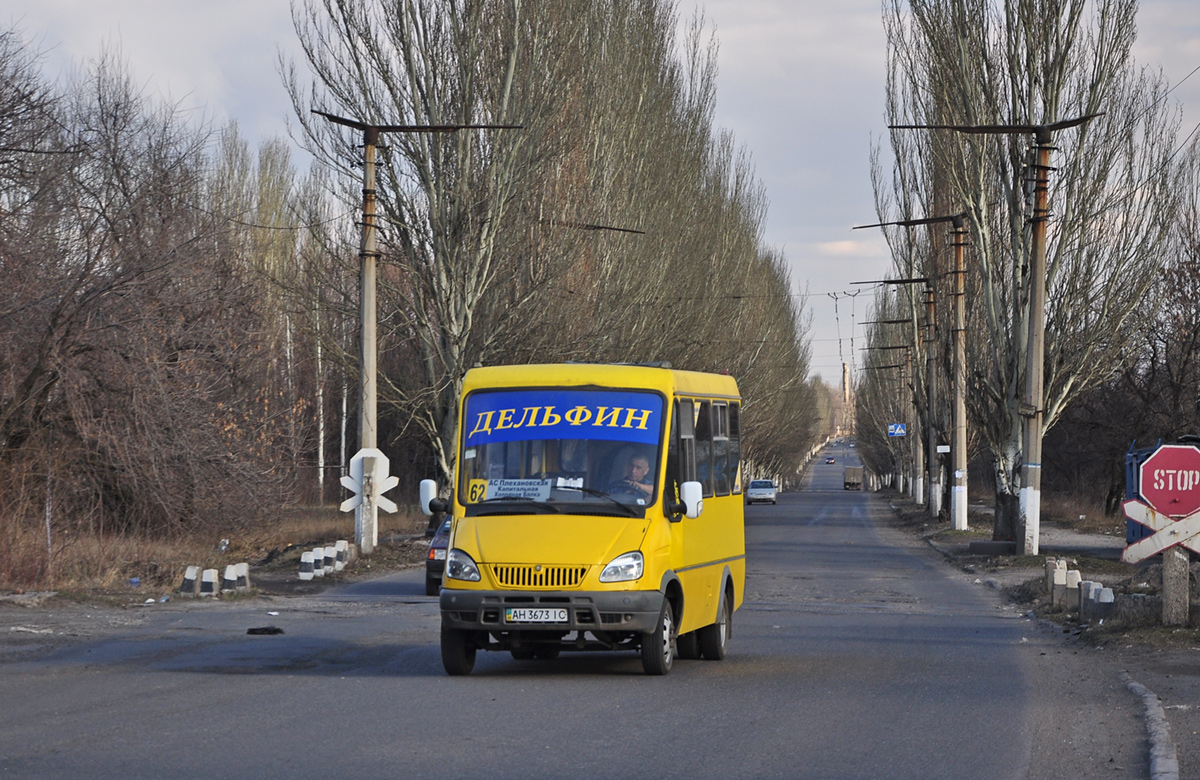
xmin=991 ymin=442 xmax=1021 ymax=542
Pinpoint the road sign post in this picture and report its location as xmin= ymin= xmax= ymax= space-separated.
xmin=1123 ymin=443 xmax=1200 ymax=626
xmin=341 ymin=448 xmax=400 ymax=555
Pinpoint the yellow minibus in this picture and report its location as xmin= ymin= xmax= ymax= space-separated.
xmin=420 ymin=363 xmax=745 ymax=675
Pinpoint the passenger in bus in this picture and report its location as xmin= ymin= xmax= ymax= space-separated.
xmin=609 ymin=452 xmax=654 ymax=499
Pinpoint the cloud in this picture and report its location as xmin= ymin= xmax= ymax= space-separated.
xmin=7 ymin=0 xmax=300 ymax=143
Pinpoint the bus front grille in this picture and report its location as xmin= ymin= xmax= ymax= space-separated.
xmin=490 ymin=565 xmax=588 ymax=589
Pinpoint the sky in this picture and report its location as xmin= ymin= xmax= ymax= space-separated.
xmin=6 ymin=1 xmax=1200 ymax=385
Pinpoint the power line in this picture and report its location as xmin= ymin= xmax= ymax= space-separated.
xmin=183 ymin=201 xmax=358 ymax=232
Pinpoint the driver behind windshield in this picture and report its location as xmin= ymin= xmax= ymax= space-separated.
xmin=609 ymin=452 xmax=654 ymax=499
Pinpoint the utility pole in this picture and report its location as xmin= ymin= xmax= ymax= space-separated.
xmin=862 ymin=360 xmax=906 ymax=489
xmin=863 ymin=343 xmax=917 ymax=497
xmin=950 ymin=216 xmax=969 ymax=531
xmin=842 ymin=361 xmax=853 ymax=437
xmin=1020 ymin=128 xmax=1054 ymax=555
xmin=360 ymin=125 xmax=379 ymax=453
xmin=923 ymin=283 xmax=940 ymax=516
xmin=905 ymin=345 xmax=919 ymax=503
xmin=856 ymin=276 xmax=933 ymax=507
xmin=890 ymin=115 xmax=1099 ymax=553
xmin=314 ymin=110 xmax=521 ymax=554
xmin=855 ymin=213 xmax=970 ymax=522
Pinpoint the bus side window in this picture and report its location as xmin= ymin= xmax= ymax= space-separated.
xmin=667 ymin=402 xmax=680 ymax=500
xmin=730 ymin=402 xmax=742 ymax=493
xmin=713 ymin=402 xmax=730 ymax=496
xmin=695 ymin=399 xmax=713 ymax=498
xmin=677 ymin=399 xmax=696 ymax=489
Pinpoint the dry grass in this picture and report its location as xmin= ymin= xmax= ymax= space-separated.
xmin=0 ymin=524 xmax=213 ymax=592
xmin=1040 ymin=491 xmax=1124 ymax=535
xmin=0 ymin=505 xmax=431 ymax=593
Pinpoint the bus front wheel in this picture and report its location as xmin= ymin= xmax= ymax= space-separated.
xmin=641 ymin=600 xmax=675 ymax=675
xmin=441 ymin=625 xmax=477 ymax=675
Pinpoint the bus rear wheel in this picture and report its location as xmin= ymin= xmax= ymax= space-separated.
xmin=677 ymin=631 xmax=701 ymax=659
xmin=699 ymin=588 xmax=731 ymax=660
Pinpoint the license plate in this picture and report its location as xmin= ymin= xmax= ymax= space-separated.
xmin=433 ymin=549 xmax=446 ymax=560
xmin=505 ymin=607 xmax=568 ymax=623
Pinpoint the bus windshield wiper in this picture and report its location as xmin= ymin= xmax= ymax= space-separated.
xmin=474 ymin=496 xmax=560 ymax=514
xmin=553 ymin=486 xmax=641 ymax=516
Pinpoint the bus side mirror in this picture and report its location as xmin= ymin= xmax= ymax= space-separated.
xmin=680 ymin=481 xmax=703 ymax=518
xmin=420 ymin=479 xmax=449 ymax=516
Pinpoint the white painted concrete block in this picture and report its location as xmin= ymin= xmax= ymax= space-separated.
xmin=299 ymin=551 xmax=314 ymax=581
xmin=222 ymin=565 xmax=238 ymax=592
xmin=180 ymin=565 xmax=200 ymax=596
xmin=200 ymin=568 xmax=220 ymax=596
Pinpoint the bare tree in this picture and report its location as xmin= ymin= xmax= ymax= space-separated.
xmin=1045 ymin=138 xmax=1200 ymax=506
xmin=286 ymin=0 xmax=545 ymax=483
xmin=879 ymin=0 xmax=1182 ymax=541
xmin=286 ymin=0 xmax=818 ymax=487
xmin=0 ymin=36 xmax=306 ymax=583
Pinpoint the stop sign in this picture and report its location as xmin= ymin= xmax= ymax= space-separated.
xmin=1139 ymin=444 xmax=1200 ymax=517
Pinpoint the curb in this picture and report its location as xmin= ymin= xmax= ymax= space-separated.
xmin=1120 ymin=671 xmax=1180 ymax=780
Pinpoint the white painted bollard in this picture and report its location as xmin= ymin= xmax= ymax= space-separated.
xmin=222 ymin=565 xmax=238 ymax=592
xmin=323 ymin=546 xmax=336 ymax=573
xmin=235 ymin=562 xmax=250 ymax=590
xmin=1044 ymin=558 xmax=1058 ymax=593
xmin=180 ymin=565 xmax=200 ymax=596
xmin=312 ymin=547 xmax=326 ymax=577
xmin=299 ymin=551 xmax=314 ymax=581
xmin=200 ymin=568 xmax=220 ymax=596
xmin=335 ymin=540 xmax=348 ymax=571
xmin=1052 ymin=568 xmax=1068 ymax=609
xmin=1065 ymin=570 xmax=1081 ymax=612
xmin=1097 ymin=588 xmax=1115 ymax=620
xmin=1079 ymin=581 xmax=1102 ymax=620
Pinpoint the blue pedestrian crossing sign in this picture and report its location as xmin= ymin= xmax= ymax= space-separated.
xmin=888 ymin=423 xmax=907 ymax=437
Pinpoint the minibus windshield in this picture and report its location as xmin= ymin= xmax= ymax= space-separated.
xmin=459 ymin=388 xmax=664 ymax=516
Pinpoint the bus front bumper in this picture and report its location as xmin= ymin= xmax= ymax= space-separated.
xmin=439 ymin=588 xmax=664 ymax=634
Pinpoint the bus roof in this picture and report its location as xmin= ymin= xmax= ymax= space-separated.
xmin=461 ymin=363 xmax=740 ymax=399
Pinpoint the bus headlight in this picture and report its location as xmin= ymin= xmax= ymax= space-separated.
xmin=599 ymin=551 xmax=643 ymax=583
xmin=445 ymin=549 xmax=481 ymax=582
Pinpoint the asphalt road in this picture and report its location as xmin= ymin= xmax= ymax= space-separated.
xmin=0 ymin=448 xmax=1153 ymax=779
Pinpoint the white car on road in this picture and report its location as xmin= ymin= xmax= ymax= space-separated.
xmin=745 ymin=479 xmax=777 ymax=505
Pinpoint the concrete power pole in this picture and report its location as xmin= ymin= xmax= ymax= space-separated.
xmin=1019 ymin=130 xmax=1053 ymax=555
xmin=906 ymin=346 xmax=923 ymax=504
xmin=358 ymin=125 xmax=381 ymax=551
xmin=889 ymin=115 xmax=1099 ymax=552
xmin=950 ymin=217 xmax=969 ymax=530
xmin=854 ymin=213 xmax=972 ymax=522
xmin=313 ymin=110 xmax=521 ymax=554
xmin=924 ymin=285 xmax=940 ymax=517
xmin=853 ymin=272 xmax=936 ymax=508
